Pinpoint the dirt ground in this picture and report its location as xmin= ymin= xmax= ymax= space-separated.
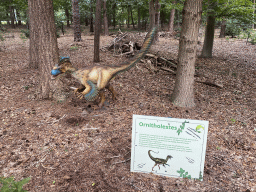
xmin=0 ymin=26 xmax=255 ymax=192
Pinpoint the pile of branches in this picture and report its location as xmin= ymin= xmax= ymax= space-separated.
xmin=104 ymin=30 xmax=148 ymax=57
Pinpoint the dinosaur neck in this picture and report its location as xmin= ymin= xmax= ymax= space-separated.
xmin=111 ymin=27 xmax=157 ymax=79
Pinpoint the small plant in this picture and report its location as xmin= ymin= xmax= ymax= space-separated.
xmin=230 ymin=118 xmax=236 ymax=124
xmin=70 ymin=46 xmax=79 ymax=50
xmin=0 ymin=176 xmax=31 ymax=192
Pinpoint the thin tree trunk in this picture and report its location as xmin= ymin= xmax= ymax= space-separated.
xmin=149 ymin=0 xmax=155 ymax=29
xmin=90 ymin=0 xmax=94 ymax=32
xmin=219 ymin=19 xmax=226 ymax=38
xmin=171 ymin=0 xmax=203 ymax=108
xmin=16 ymin=10 xmax=22 ymax=25
xmin=72 ymin=0 xmax=82 ymax=42
xmin=130 ymin=5 xmax=135 ymax=29
xmin=9 ymin=6 xmax=15 ymax=28
xmin=201 ymin=13 xmax=215 ymax=57
xmin=94 ymin=0 xmax=101 ymax=62
xmin=154 ymin=0 xmax=160 ymax=28
xmin=127 ymin=6 xmax=130 ymax=28
xmin=112 ymin=3 xmax=116 ymax=29
xmin=28 ymin=0 xmax=59 ymax=99
xmin=103 ymin=0 xmax=109 ymax=35
xmin=65 ymin=9 xmax=70 ymax=27
xmin=168 ymin=3 xmax=176 ymax=34
xmin=137 ymin=6 xmax=141 ymax=30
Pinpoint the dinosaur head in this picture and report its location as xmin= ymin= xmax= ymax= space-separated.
xmin=167 ymin=155 xmax=173 ymax=160
xmin=51 ymin=57 xmax=75 ymax=78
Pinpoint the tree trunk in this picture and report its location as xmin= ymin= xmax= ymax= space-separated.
xmin=16 ymin=10 xmax=22 ymax=25
xmin=171 ymin=0 xmax=203 ymax=108
xmin=137 ymin=6 xmax=141 ymax=30
xmin=65 ymin=9 xmax=70 ymax=27
xmin=200 ymin=13 xmax=215 ymax=58
xmin=90 ymin=0 xmax=94 ymax=32
xmin=168 ymin=3 xmax=176 ymax=34
xmin=219 ymin=19 xmax=226 ymax=38
xmin=149 ymin=0 xmax=155 ymax=29
xmin=112 ymin=3 xmax=116 ymax=29
xmin=94 ymin=0 xmax=101 ymax=62
xmin=28 ymin=0 xmax=60 ymax=99
xmin=72 ymin=0 xmax=82 ymax=42
xmin=127 ymin=6 xmax=130 ymax=28
xmin=9 ymin=6 xmax=15 ymax=28
xmin=103 ymin=0 xmax=109 ymax=36
xmin=154 ymin=0 xmax=160 ymax=28
xmin=130 ymin=5 xmax=135 ymax=29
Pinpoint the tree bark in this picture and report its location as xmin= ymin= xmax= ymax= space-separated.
xmin=149 ymin=0 xmax=155 ymax=29
xmin=200 ymin=13 xmax=215 ymax=57
xmin=168 ymin=2 xmax=176 ymax=34
xmin=89 ymin=0 xmax=94 ymax=32
xmin=127 ymin=6 xmax=130 ymax=28
xmin=219 ymin=19 xmax=226 ymax=38
xmin=130 ymin=5 xmax=135 ymax=29
xmin=171 ymin=0 xmax=203 ymax=108
xmin=65 ymin=9 xmax=70 ymax=27
xmin=94 ymin=0 xmax=101 ymax=62
xmin=103 ymin=0 xmax=109 ymax=36
xmin=9 ymin=6 xmax=15 ymax=28
xmin=72 ymin=0 xmax=82 ymax=42
xmin=137 ymin=6 xmax=141 ymax=30
xmin=154 ymin=0 xmax=160 ymax=28
xmin=112 ymin=3 xmax=116 ymax=29
xmin=28 ymin=0 xmax=60 ymax=99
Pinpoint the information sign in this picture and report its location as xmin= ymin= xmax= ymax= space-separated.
xmin=131 ymin=115 xmax=209 ymax=180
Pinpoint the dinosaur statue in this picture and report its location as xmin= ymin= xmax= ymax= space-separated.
xmin=51 ymin=27 xmax=157 ymax=108
xmin=148 ymin=150 xmax=173 ymax=171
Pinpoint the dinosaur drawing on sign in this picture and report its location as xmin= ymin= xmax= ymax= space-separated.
xmin=148 ymin=150 xmax=173 ymax=171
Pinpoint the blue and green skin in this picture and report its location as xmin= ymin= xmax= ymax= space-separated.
xmin=148 ymin=150 xmax=173 ymax=171
xmin=51 ymin=27 xmax=157 ymax=108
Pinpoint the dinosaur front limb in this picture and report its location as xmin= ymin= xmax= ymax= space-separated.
xmin=75 ymin=80 xmax=99 ymax=101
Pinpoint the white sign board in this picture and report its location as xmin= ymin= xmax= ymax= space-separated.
xmin=131 ymin=115 xmax=209 ymax=180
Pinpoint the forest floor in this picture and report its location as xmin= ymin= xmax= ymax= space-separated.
xmin=0 ymin=26 xmax=255 ymax=192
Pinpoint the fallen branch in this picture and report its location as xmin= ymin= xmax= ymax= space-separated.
xmin=196 ymin=80 xmax=224 ymax=88
xmin=159 ymin=66 xmax=176 ymax=74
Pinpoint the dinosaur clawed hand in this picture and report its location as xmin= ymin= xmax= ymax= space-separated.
xmin=74 ymin=88 xmax=85 ymax=99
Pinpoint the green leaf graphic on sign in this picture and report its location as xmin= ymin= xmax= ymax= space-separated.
xmin=177 ymin=168 xmax=191 ymax=179
xmin=195 ymin=125 xmax=204 ymax=133
xmin=177 ymin=121 xmax=189 ymax=135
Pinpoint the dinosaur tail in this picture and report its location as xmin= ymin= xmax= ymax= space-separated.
xmin=148 ymin=150 xmax=155 ymax=161
xmin=111 ymin=27 xmax=158 ymax=78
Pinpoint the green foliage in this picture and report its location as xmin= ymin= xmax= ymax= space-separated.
xmin=225 ymin=19 xmax=249 ymax=38
xmin=20 ymin=29 xmax=29 ymax=38
xmin=0 ymin=176 xmax=31 ymax=192
xmin=0 ymin=31 xmax=5 ymax=41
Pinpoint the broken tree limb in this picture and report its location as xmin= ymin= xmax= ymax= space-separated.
xmin=159 ymin=66 xmax=176 ymax=74
xmin=196 ymin=80 xmax=224 ymax=88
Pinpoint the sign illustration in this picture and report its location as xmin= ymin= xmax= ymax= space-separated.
xmin=130 ymin=115 xmax=209 ymax=180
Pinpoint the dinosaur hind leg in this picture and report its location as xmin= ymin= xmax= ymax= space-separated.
xmin=106 ymin=83 xmax=117 ymax=100
xmin=98 ymin=91 xmax=106 ymax=108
